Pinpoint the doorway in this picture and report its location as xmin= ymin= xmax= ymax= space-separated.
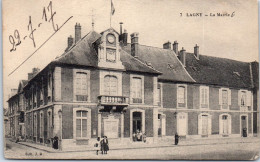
xmin=177 ymin=113 xmax=187 ymax=136
xmin=133 ymin=112 xmax=142 ymax=133
xmin=241 ymin=115 xmax=248 ymax=137
xmin=202 ymin=115 xmax=208 ymax=136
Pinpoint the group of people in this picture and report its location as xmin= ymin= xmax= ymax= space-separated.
xmin=133 ymin=130 xmax=146 ymax=142
xmin=94 ymin=136 xmax=109 ymax=155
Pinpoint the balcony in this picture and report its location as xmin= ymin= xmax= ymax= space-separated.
xmin=98 ymin=95 xmax=129 ymax=106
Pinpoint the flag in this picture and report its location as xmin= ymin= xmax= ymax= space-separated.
xmin=111 ymin=0 xmax=115 ymax=15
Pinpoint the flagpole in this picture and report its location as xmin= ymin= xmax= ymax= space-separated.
xmin=110 ymin=0 xmax=112 ymax=27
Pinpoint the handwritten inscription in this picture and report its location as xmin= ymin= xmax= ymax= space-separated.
xmin=8 ymin=1 xmax=72 ymax=52
xmin=180 ymin=12 xmax=235 ymax=18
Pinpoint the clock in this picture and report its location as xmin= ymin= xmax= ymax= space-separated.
xmin=107 ymin=34 xmax=115 ymax=44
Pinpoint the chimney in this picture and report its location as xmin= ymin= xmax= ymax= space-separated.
xmin=173 ymin=41 xmax=178 ymax=55
xmin=163 ymin=41 xmax=171 ymax=50
xmin=28 ymin=68 xmax=40 ymax=80
xmin=179 ymin=47 xmax=186 ymax=67
xmin=194 ymin=44 xmax=199 ymax=59
xmin=131 ymin=32 xmax=139 ymax=57
xmin=122 ymin=29 xmax=128 ymax=46
xmin=68 ymin=35 xmax=73 ymax=48
xmin=28 ymin=73 xmax=33 ymax=80
xmin=11 ymin=89 xmax=18 ymax=96
xmin=75 ymin=23 xmax=81 ymax=43
xmin=120 ymin=22 xmax=123 ymax=35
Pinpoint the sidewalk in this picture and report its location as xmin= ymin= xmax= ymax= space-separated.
xmin=15 ymin=136 xmax=260 ymax=153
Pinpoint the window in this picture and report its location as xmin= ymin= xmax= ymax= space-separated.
xmin=200 ymin=86 xmax=209 ymax=108
xmin=75 ymin=110 xmax=88 ymax=138
xmin=40 ymin=112 xmax=44 ymax=138
xmin=177 ymin=85 xmax=186 ymax=108
xmin=132 ymin=77 xmax=142 ymax=103
xmin=48 ymin=73 xmax=52 ymax=101
xmin=104 ymin=75 xmax=118 ymax=96
xmin=75 ymin=72 xmax=88 ymax=101
xmin=157 ymin=84 xmax=162 ymax=106
xmin=241 ymin=91 xmax=246 ymax=106
xmin=222 ymin=90 xmax=228 ymax=105
xmin=178 ymin=86 xmax=185 ymax=103
xmin=33 ymin=113 xmax=37 ymax=137
xmin=47 ymin=110 xmax=52 ymax=138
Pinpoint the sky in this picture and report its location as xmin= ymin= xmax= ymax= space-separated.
xmin=2 ymin=0 xmax=259 ymax=108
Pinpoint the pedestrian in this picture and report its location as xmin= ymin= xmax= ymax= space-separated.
xmin=94 ymin=137 xmax=100 ymax=155
xmin=103 ymin=136 xmax=109 ymax=154
xmin=143 ymin=133 xmax=146 ymax=143
xmin=100 ymin=136 xmax=104 ymax=154
xmin=53 ymin=135 xmax=59 ymax=149
xmin=175 ymin=132 xmax=179 ymax=145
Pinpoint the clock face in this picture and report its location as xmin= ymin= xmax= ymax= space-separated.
xmin=107 ymin=34 xmax=115 ymax=44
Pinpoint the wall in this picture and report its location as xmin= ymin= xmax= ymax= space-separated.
xmin=162 ymin=83 xmax=176 ymax=108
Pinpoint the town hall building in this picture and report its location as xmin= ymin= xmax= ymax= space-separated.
xmin=7 ymin=22 xmax=259 ymax=149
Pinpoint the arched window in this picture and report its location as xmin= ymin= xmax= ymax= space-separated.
xmin=76 ymin=110 xmax=88 ymax=138
xmin=75 ymin=72 xmax=88 ymax=101
xmin=104 ymin=75 xmax=118 ymax=96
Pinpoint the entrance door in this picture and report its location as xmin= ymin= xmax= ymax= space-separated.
xmin=133 ymin=112 xmax=142 ymax=133
xmin=202 ymin=115 xmax=208 ymax=135
xmin=241 ymin=116 xmax=247 ymax=136
xmin=178 ymin=113 xmax=187 ymax=136
xmin=222 ymin=115 xmax=228 ymax=135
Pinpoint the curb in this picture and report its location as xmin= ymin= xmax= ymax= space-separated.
xmin=13 ymin=138 xmax=259 ymax=153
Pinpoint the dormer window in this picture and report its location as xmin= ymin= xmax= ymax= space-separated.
xmin=96 ymin=29 xmax=124 ymax=70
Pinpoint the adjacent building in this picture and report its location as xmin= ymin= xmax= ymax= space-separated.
xmin=7 ymin=23 xmax=259 ymax=149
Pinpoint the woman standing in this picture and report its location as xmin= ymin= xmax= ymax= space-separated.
xmin=103 ymin=136 xmax=109 ymax=154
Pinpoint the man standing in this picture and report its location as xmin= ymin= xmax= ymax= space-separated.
xmin=175 ymin=133 xmax=179 ymax=145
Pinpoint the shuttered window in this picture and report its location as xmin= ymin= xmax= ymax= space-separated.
xmin=104 ymin=75 xmax=118 ymax=96
xmin=132 ymin=77 xmax=142 ymax=103
xmin=75 ymin=72 xmax=88 ymax=101
xmin=222 ymin=90 xmax=228 ymax=105
xmin=200 ymin=86 xmax=209 ymax=108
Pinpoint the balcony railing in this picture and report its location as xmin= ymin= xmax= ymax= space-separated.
xmin=98 ymin=95 xmax=129 ymax=106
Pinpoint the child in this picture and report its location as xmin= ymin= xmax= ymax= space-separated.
xmin=94 ymin=137 xmax=100 ymax=155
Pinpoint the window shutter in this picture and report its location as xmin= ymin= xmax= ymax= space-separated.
xmin=219 ymin=88 xmax=222 ymax=105
xmin=208 ymin=115 xmax=212 ymax=135
xmin=162 ymin=116 xmax=166 ymax=136
xmin=219 ymin=115 xmax=223 ymax=135
xmin=198 ymin=115 xmax=202 ymax=135
xmin=238 ymin=90 xmax=241 ymax=106
xmin=228 ymin=89 xmax=231 ymax=105
xmin=228 ymin=116 xmax=232 ymax=134
xmin=246 ymin=90 xmax=251 ymax=106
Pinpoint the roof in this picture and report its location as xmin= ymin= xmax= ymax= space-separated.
xmin=54 ymin=30 xmax=160 ymax=74
xmin=121 ymin=44 xmax=195 ymax=82
xmin=185 ymin=53 xmax=253 ymax=89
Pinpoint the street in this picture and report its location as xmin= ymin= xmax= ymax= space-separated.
xmin=4 ymin=139 xmax=260 ymax=160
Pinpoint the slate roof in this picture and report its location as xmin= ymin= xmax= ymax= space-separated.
xmin=185 ymin=53 xmax=253 ymax=89
xmin=121 ymin=44 xmax=195 ymax=83
xmin=54 ymin=30 xmax=160 ymax=74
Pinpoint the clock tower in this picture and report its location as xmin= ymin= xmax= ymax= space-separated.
xmin=97 ymin=28 xmax=124 ymax=70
